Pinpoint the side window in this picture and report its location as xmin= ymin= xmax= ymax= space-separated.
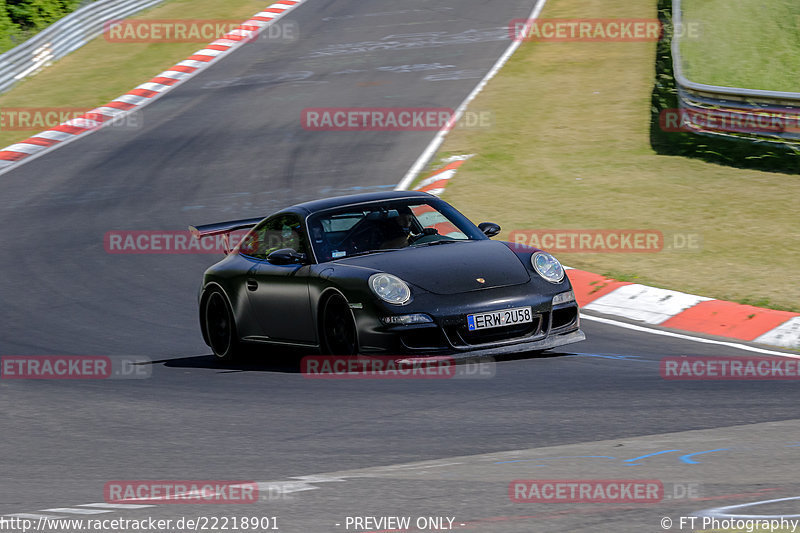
xmin=239 ymin=214 xmax=307 ymax=260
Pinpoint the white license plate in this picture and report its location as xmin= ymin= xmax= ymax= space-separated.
xmin=467 ymin=306 xmax=533 ymax=331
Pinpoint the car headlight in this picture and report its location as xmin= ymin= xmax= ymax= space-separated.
xmin=381 ymin=314 xmax=433 ymax=325
xmin=531 ymin=252 xmax=565 ymax=283
xmin=552 ymin=290 xmax=575 ymax=305
xmin=369 ymin=273 xmax=412 ymax=305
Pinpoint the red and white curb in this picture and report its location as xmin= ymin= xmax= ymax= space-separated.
xmin=413 ymin=155 xmax=473 ymax=196
xmin=413 ymin=159 xmax=800 ymax=350
xmin=567 ymin=269 xmax=800 ymax=349
xmin=0 ymin=0 xmax=307 ymax=175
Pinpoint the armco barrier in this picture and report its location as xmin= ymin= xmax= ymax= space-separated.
xmin=671 ymin=0 xmax=800 ymax=144
xmin=0 ymin=0 xmax=166 ymax=94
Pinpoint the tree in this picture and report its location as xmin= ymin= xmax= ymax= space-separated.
xmin=6 ymin=0 xmax=84 ymax=32
xmin=0 ymin=0 xmax=20 ymax=51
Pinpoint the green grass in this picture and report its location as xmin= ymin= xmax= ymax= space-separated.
xmin=431 ymin=0 xmax=800 ymax=312
xmin=0 ymin=0 xmax=274 ymax=148
xmin=680 ymin=0 xmax=800 ymax=91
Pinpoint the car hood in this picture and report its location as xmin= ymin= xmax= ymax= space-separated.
xmin=331 ymin=240 xmax=531 ymax=295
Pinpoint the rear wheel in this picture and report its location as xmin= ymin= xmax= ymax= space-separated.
xmin=321 ymin=294 xmax=358 ymax=355
xmin=203 ymin=289 xmax=241 ymax=360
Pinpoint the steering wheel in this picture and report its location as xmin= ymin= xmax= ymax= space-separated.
xmin=409 ymin=227 xmax=439 ymax=244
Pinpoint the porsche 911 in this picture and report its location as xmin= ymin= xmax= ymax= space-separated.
xmin=191 ymin=191 xmax=584 ymax=359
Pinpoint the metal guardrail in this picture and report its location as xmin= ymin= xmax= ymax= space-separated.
xmin=0 ymin=0 xmax=165 ymax=94
xmin=671 ymin=0 xmax=800 ymax=143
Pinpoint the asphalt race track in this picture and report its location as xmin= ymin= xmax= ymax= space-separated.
xmin=1 ymin=1 xmax=798 ymax=532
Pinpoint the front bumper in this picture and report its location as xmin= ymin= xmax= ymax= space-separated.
xmin=444 ymin=328 xmax=585 ymax=360
xmin=354 ymin=281 xmax=584 ymax=355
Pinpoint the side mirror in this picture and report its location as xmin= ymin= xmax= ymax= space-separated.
xmin=267 ymin=248 xmax=306 ymax=265
xmin=478 ymin=222 xmax=501 ymax=238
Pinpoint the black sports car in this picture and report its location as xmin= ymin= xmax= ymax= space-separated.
xmin=191 ymin=191 xmax=584 ymax=359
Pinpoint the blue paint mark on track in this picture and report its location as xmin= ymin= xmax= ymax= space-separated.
xmin=623 ymin=450 xmax=681 ymax=466
xmin=568 ymin=353 xmax=652 ymax=362
xmin=679 ymin=448 xmax=730 ymax=464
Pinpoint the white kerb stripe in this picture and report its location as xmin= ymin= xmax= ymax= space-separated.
xmin=90 ymin=107 xmax=128 ymax=119
xmin=225 ymin=29 xmax=252 ymax=38
xmin=755 ymin=316 xmax=800 ymax=349
xmin=29 ymin=130 xmax=75 ymax=141
xmin=191 ymin=48 xmax=225 ymax=58
xmin=583 ymin=284 xmax=712 ymax=325
xmin=176 ymin=59 xmax=208 ymax=69
xmin=64 ymin=118 xmax=100 ymax=129
xmin=414 ymin=168 xmax=456 ymax=190
xmin=2 ymin=143 xmax=43 ymax=155
xmin=113 ymin=94 xmax=149 ymax=106
xmin=211 ymin=39 xmax=239 ymax=47
xmin=155 ymin=70 xmax=193 ymax=82
xmin=135 ymin=82 xmax=170 ymax=92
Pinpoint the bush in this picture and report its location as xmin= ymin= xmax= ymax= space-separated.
xmin=0 ymin=0 xmax=93 ymax=52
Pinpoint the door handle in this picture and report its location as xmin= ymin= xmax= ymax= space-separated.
xmin=246 ymin=278 xmax=258 ymax=291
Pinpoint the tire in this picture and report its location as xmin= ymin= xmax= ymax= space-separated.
xmin=320 ymin=294 xmax=358 ymax=355
xmin=203 ymin=289 xmax=241 ymax=361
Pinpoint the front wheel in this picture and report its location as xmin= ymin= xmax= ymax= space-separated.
xmin=203 ymin=289 xmax=241 ymax=360
xmin=320 ymin=294 xmax=358 ymax=355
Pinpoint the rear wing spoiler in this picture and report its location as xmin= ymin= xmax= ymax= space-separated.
xmin=189 ymin=217 xmax=263 ymax=254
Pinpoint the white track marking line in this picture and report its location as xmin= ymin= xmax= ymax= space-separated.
xmin=581 ymin=314 xmax=800 ymax=358
xmin=78 ymin=503 xmax=155 ymax=509
xmin=3 ymin=513 xmax=67 ymax=519
xmin=695 ymin=495 xmax=800 ymax=519
xmin=395 ymin=0 xmax=549 ymax=190
xmin=40 ymin=508 xmax=112 ymax=514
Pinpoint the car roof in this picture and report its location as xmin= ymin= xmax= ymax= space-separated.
xmin=288 ymin=190 xmax=437 ymax=215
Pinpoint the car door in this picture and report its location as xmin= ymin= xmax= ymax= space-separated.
xmin=240 ymin=213 xmax=315 ymax=345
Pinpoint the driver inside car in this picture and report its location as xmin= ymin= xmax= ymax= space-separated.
xmin=379 ymin=210 xmax=417 ymax=249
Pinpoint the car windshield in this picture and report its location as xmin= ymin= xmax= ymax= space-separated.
xmin=307 ymin=199 xmax=485 ymax=262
